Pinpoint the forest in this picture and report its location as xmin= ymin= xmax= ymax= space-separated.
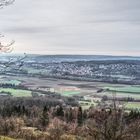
xmin=0 ymin=96 xmax=139 ymax=140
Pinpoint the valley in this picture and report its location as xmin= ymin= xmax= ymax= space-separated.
xmin=0 ymin=74 xmax=140 ymax=110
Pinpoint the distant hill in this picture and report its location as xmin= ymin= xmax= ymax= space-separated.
xmin=1 ymin=54 xmax=140 ymax=63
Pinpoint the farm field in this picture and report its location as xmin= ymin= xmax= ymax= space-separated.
xmin=0 ymin=79 xmax=21 ymax=85
xmin=0 ymin=75 xmax=140 ymax=109
xmin=103 ymin=85 xmax=140 ymax=100
xmin=104 ymin=92 xmax=140 ymax=99
xmin=57 ymin=86 xmax=81 ymax=96
xmin=62 ymin=90 xmax=81 ymax=95
xmin=0 ymin=88 xmax=32 ymax=97
xmin=126 ymin=102 xmax=140 ymax=109
xmin=105 ymin=86 xmax=140 ymax=93
xmin=6 ymin=80 xmax=21 ymax=85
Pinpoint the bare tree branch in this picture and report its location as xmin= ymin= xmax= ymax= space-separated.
xmin=0 ymin=0 xmax=15 ymax=53
xmin=0 ymin=0 xmax=27 ymax=72
xmin=0 ymin=0 xmax=15 ymax=8
xmin=0 ymin=40 xmax=14 ymax=53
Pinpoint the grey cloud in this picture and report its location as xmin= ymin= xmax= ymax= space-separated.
xmin=0 ymin=0 xmax=140 ymax=55
xmin=4 ymin=26 xmax=51 ymax=34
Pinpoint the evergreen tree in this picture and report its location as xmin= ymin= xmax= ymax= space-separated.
xmin=56 ymin=106 xmax=64 ymax=117
xmin=77 ymin=106 xmax=83 ymax=126
xmin=43 ymin=106 xmax=49 ymax=112
xmin=40 ymin=106 xmax=49 ymax=129
xmin=22 ymin=105 xmax=26 ymax=115
xmin=17 ymin=105 xmax=21 ymax=116
xmin=69 ymin=108 xmax=73 ymax=122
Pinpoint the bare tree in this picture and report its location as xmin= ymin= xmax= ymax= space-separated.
xmin=0 ymin=40 xmax=14 ymax=53
xmin=0 ymin=0 xmax=14 ymax=71
xmin=0 ymin=0 xmax=15 ymax=53
xmin=0 ymin=0 xmax=27 ymax=72
xmin=0 ymin=0 xmax=15 ymax=8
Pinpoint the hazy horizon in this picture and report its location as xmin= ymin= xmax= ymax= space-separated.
xmin=2 ymin=53 xmax=140 ymax=58
xmin=0 ymin=0 xmax=140 ymax=56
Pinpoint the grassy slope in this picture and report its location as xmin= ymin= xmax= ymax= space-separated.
xmin=0 ymin=136 xmax=16 ymax=140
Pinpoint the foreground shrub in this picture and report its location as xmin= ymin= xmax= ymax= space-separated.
xmin=0 ymin=117 xmax=24 ymax=135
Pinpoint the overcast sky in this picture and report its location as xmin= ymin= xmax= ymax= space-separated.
xmin=0 ymin=0 xmax=140 ymax=55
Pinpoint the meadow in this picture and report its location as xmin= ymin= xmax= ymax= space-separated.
xmin=126 ymin=102 xmax=140 ymax=109
xmin=62 ymin=90 xmax=81 ymax=95
xmin=1 ymin=75 xmax=140 ymax=109
xmin=105 ymin=86 xmax=140 ymax=94
xmin=0 ymin=88 xmax=32 ymax=97
xmin=0 ymin=79 xmax=21 ymax=85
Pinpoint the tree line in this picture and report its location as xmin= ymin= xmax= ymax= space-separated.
xmin=0 ymin=97 xmax=139 ymax=140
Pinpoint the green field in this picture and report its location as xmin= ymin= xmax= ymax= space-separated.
xmin=0 ymin=79 xmax=21 ymax=85
xmin=5 ymin=80 xmax=21 ymax=85
xmin=62 ymin=90 xmax=81 ymax=95
xmin=0 ymin=88 xmax=32 ymax=97
xmin=126 ymin=102 xmax=140 ymax=109
xmin=105 ymin=86 xmax=140 ymax=94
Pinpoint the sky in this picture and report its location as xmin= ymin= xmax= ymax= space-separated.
xmin=0 ymin=0 xmax=140 ymax=56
